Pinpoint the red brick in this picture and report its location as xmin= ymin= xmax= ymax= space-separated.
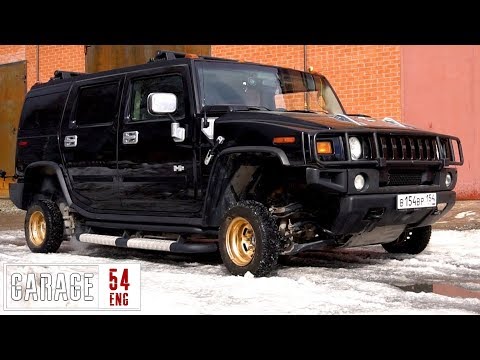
xmin=24 ymin=45 xmax=85 ymax=90
xmin=212 ymin=45 xmax=401 ymax=119
xmin=2 ymin=45 xmax=401 ymax=120
xmin=0 ymin=45 xmax=26 ymax=64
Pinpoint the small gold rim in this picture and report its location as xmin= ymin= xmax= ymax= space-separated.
xmin=29 ymin=211 xmax=46 ymax=246
xmin=225 ymin=217 xmax=256 ymax=266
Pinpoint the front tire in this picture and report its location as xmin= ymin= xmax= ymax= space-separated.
xmin=382 ymin=226 xmax=431 ymax=254
xmin=25 ymin=200 xmax=64 ymax=253
xmin=219 ymin=200 xmax=281 ymax=277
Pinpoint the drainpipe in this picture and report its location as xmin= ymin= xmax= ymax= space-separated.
xmin=36 ymin=45 xmax=40 ymax=82
xmin=304 ymin=45 xmax=309 ymax=110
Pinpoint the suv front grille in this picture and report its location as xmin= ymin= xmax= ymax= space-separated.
xmin=377 ymin=135 xmax=440 ymax=161
xmin=314 ymin=131 xmax=461 ymax=166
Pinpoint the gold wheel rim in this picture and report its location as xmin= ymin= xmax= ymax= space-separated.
xmin=29 ymin=211 xmax=46 ymax=246
xmin=225 ymin=217 xmax=256 ymax=266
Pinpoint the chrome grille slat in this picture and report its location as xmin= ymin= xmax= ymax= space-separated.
xmin=400 ymin=137 xmax=407 ymax=160
xmin=425 ymin=138 xmax=431 ymax=160
xmin=408 ymin=138 xmax=416 ymax=159
xmin=417 ymin=138 xmax=423 ymax=160
xmin=380 ymin=137 xmax=387 ymax=158
xmin=390 ymin=137 xmax=397 ymax=159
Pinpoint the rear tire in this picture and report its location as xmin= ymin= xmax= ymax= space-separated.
xmin=219 ymin=200 xmax=280 ymax=277
xmin=25 ymin=200 xmax=64 ymax=253
xmin=382 ymin=226 xmax=431 ymax=254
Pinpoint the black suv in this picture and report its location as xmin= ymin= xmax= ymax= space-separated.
xmin=8 ymin=50 xmax=464 ymax=276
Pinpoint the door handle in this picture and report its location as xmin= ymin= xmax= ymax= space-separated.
xmin=64 ymin=135 xmax=78 ymax=148
xmin=123 ymin=131 xmax=139 ymax=145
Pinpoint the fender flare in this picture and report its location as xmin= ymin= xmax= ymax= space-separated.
xmin=202 ymin=146 xmax=290 ymax=227
xmin=22 ymin=161 xmax=73 ymax=206
xmin=215 ymin=146 xmax=290 ymax=166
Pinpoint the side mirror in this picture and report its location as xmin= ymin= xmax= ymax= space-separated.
xmin=147 ymin=93 xmax=177 ymax=114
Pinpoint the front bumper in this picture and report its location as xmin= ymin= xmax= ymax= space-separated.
xmin=305 ymin=166 xmax=457 ymax=235
xmin=306 ymin=167 xmax=457 ymax=195
xmin=330 ymin=190 xmax=456 ymax=236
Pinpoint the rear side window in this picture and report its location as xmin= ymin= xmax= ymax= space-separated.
xmin=19 ymin=91 xmax=67 ymax=132
xmin=74 ymin=82 xmax=120 ymax=126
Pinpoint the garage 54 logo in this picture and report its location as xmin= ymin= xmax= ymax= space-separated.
xmin=3 ymin=264 xmax=141 ymax=311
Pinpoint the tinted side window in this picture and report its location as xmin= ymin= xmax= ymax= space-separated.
xmin=130 ymin=75 xmax=185 ymax=122
xmin=74 ymin=82 xmax=120 ymax=126
xmin=19 ymin=91 xmax=68 ymax=133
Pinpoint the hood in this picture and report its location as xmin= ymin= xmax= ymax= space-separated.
xmin=215 ymin=111 xmax=419 ymax=132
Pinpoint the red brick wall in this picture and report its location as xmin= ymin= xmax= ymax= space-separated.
xmin=0 ymin=45 xmax=25 ymax=65
xmin=211 ymin=45 xmax=306 ymax=70
xmin=212 ymin=45 xmax=401 ymax=119
xmin=25 ymin=45 xmax=85 ymax=89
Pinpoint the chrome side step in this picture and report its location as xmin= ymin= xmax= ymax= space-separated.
xmin=78 ymin=234 xmax=217 ymax=254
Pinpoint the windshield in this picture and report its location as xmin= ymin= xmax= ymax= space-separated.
xmin=196 ymin=61 xmax=345 ymax=114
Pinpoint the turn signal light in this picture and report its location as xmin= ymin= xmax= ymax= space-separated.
xmin=316 ymin=141 xmax=333 ymax=155
xmin=273 ymin=136 xmax=296 ymax=144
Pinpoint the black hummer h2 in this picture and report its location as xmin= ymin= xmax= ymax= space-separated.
xmin=8 ymin=50 xmax=463 ymax=276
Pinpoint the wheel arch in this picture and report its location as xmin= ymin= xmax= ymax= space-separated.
xmin=202 ymin=146 xmax=290 ymax=227
xmin=19 ymin=161 xmax=72 ymax=209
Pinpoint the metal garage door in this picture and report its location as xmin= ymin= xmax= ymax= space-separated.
xmin=86 ymin=45 xmax=211 ymax=73
xmin=0 ymin=61 xmax=26 ymax=198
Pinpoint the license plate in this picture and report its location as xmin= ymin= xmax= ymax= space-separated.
xmin=397 ymin=193 xmax=437 ymax=210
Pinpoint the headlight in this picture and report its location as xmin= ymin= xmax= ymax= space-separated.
xmin=349 ymin=137 xmax=362 ymax=160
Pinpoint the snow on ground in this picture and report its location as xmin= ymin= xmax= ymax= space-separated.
xmin=455 ymin=211 xmax=476 ymax=219
xmin=0 ymin=229 xmax=479 ymax=314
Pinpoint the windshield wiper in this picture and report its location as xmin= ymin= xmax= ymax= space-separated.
xmin=346 ymin=113 xmax=371 ymax=117
xmin=243 ymin=106 xmax=271 ymax=111
xmin=278 ymin=109 xmax=329 ymax=114
xmin=202 ymin=105 xmax=272 ymax=114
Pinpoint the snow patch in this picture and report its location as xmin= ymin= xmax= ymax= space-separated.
xmin=455 ymin=211 xmax=476 ymax=219
xmin=243 ymin=271 xmax=254 ymax=279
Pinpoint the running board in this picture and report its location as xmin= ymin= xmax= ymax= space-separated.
xmin=78 ymin=234 xmax=217 ymax=254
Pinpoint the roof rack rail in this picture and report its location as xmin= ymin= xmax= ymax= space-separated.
xmin=149 ymin=50 xmax=190 ymax=62
xmin=51 ymin=70 xmax=85 ymax=80
xmin=148 ymin=49 xmax=239 ymax=63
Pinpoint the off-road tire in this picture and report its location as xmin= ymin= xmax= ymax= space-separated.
xmin=25 ymin=199 xmax=64 ymax=253
xmin=382 ymin=225 xmax=432 ymax=254
xmin=219 ymin=200 xmax=281 ymax=277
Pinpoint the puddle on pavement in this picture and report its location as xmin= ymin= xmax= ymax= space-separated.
xmin=396 ymin=283 xmax=480 ymax=300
